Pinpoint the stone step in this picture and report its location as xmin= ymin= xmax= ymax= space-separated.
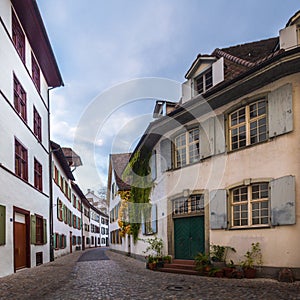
xmin=157 ymin=267 xmax=199 ymax=276
xmin=163 ymin=263 xmax=196 ymax=271
xmin=172 ymin=259 xmax=195 ymax=265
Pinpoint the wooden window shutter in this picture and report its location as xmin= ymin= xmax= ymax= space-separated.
xmin=160 ymin=138 xmax=172 ymax=172
xmin=209 ymin=190 xmax=227 ymax=229
xmin=270 ymin=175 xmax=296 ymax=226
xmin=43 ymin=219 xmax=47 ymax=244
xmin=0 ymin=205 xmax=6 ymax=245
xmin=53 ymin=233 xmax=56 ymax=249
xmin=268 ymin=83 xmax=293 ymax=138
xmin=151 ymin=204 xmax=157 ymax=234
xmin=30 ymin=214 xmax=36 ymax=244
xmin=214 ymin=114 xmax=226 ymax=154
xmin=200 ymin=117 xmax=214 ymax=159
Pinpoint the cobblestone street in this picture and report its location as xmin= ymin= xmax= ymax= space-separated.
xmin=0 ymin=248 xmax=299 ymax=300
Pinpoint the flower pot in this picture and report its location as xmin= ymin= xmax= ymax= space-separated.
xmin=148 ymin=262 xmax=157 ymax=270
xmin=243 ymin=267 xmax=256 ymax=279
xmin=223 ymin=267 xmax=235 ymax=278
xmin=214 ymin=270 xmax=224 ymax=278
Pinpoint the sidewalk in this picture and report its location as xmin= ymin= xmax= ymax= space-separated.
xmin=0 ymin=250 xmax=83 ymax=300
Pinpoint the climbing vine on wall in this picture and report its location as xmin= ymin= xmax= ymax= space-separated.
xmin=123 ymin=148 xmax=153 ymax=243
xmin=118 ymin=191 xmax=131 ymax=237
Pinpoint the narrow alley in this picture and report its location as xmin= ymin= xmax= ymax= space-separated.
xmin=0 ymin=248 xmax=299 ymax=300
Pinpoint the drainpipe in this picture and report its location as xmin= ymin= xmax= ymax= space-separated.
xmin=48 ymin=86 xmax=55 ymax=262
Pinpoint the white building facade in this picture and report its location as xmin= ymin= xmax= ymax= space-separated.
xmin=51 ymin=141 xmax=82 ymax=258
xmin=0 ymin=0 xmax=63 ymax=277
xmin=107 ymin=11 xmax=300 ymax=279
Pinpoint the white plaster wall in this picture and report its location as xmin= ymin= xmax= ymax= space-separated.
xmin=154 ymin=74 xmax=300 ymax=268
xmin=0 ymin=1 xmax=51 ymax=277
xmin=0 ymin=168 xmax=50 ymax=277
xmin=52 ymin=156 xmax=81 ymax=258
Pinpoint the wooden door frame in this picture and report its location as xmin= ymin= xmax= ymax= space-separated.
xmin=13 ymin=206 xmax=30 ymax=272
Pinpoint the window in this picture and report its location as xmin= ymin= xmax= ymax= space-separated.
xmin=33 ymin=107 xmax=42 ymax=141
xmin=72 ymin=236 xmax=76 ymax=246
xmin=31 ymin=215 xmax=46 ymax=245
xmin=231 ymin=183 xmax=269 ymax=228
xmin=31 ymin=54 xmax=40 ymax=91
xmin=34 ymin=158 xmax=43 ymax=191
xmin=53 ymin=165 xmax=59 ymax=184
xmin=57 ymin=198 xmax=63 ymax=221
xmin=14 ymin=75 xmax=27 ymax=122
xmin=173 ymin=194 xmax=204 ymax=216
xmin=174 ymin=128 xmax=199 ymax=168
xmin=12 ymin=11 xmax=25 ymax=62
xmin=229 ymin=99 xmax=267 ymax=151
xmin=15 ymin=139 xmax=28 ymax=181
xmin=195 ymin=68 xmax=213 ymax=94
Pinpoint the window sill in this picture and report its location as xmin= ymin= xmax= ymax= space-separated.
xmin=229 ymin=225 xmax=271 ymax=230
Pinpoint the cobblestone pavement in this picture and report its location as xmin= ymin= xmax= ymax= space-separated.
xmin=0 ymin=248 xmax=299 ymax=300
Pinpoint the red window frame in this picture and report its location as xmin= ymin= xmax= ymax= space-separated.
xmin=12 ymin=11 xmax=25 ymax=63
xmin=34 ymin=158 xmax=43 ymax=192
xmin=15 ymin=139 xmax=28 ymax=181
xmin=31 ymin=53 xmax=40 ymax=91
xmin=33 ymin=107 xmax=42 ymax=141
xmin=14 ymin=75 xmax=27 ymax=122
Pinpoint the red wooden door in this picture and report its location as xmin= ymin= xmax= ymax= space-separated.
xmin=14 ymin=222 xmax=27 ymax=270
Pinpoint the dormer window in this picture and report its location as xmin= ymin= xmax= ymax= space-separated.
xmin=195 ymin=67 xmax=213 ymax=94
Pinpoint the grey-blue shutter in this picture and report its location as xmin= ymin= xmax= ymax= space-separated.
xmin=268 ymin=83 xmax=293 ymax=138
xmin=160 ymin=139 xmax=172 ymax=172
xmin=200 ymin=118 xmax=214 ymax=159
xmin=214 ymin=114 xmax=226 ymax=154
xmin=151 ymin=204 xmax=157 ymax=234
xmin=141 ymin=213 xmax=146 ymax=235
xmin=151 ymin=150 xmax=157 ymax=181
xmin=209 ymin=190 xmax=227 ymax=229
xmin=0 ymin=205 xmax=6 ymax=245
xmin=270 ymin=175 xmax=295 ymax=226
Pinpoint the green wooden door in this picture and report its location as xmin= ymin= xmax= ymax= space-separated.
xmin=174 ymin=216 xmax=204 ymax=260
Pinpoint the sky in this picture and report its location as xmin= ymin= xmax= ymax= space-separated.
xmin=36 ymin=0 xmax=300 ymax=194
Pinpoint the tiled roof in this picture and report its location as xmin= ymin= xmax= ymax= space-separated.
xmin=110 ymin=153 xmax=131 ymax=191
xmin=212 ymin=37 xmax=283 ymax=83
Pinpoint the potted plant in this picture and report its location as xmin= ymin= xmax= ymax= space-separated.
xmin=210 ymin=244 xmax=236 ymax=268
xmin=240 ymin=242 xmax=263 ymax=279
xmin=223 ymin=260 xmax=236 ymax=278
xmin=194 ymin=252 xmax=211 ymax=275
xmin=163 ymin=255 xmax=172 ymax=264
xmin=147 ymin=255 xmax=157 ymax=270
xmin=141 ymin=236 xmax=164 ymax=270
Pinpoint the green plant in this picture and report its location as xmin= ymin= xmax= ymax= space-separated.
xmin=210 ymin=244 xmax=236 ymax=262
xmin=163 ymin=255 xmax=172 ymax=263
xmin=240 ymin=242 xmax=263 ymax=269
xmin=147 ymin=255 xmax=154 ymax=263
xmin=141 ymin=236 xmax=164 ymax=258
xmin=194 ymin=252 xmax=211 ymax=273
xmin=122 ymin=150 xmax=153 ymax=243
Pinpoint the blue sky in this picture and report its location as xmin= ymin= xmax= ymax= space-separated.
xmin=37 ymin=0 xmax=300 ymax=193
